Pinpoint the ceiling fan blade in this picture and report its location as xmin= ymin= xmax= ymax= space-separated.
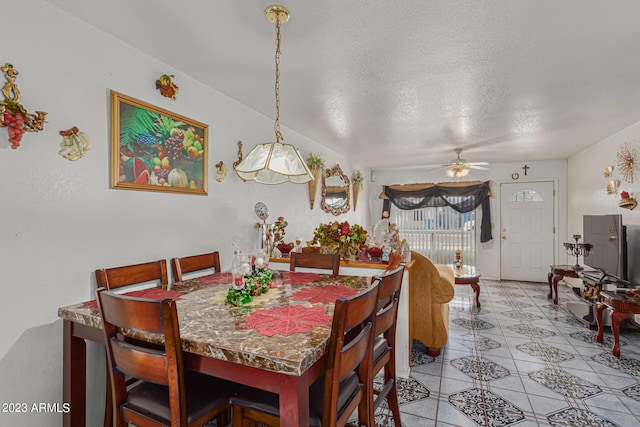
xmin=425 ymin=165 xmax=448 ymax=173
xmin=468 ymin=161 xmax=489 ymax=166
xmin=469 ymin=165 xmax=489 ymax=170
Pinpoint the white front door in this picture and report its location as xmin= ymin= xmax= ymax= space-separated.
xmin=500 ymin=181 xmax=555 ymax=282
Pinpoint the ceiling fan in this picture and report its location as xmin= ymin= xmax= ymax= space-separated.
xmin=429 ymin=148 xmax=489 ymax=177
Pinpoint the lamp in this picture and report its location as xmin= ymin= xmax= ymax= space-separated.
xmin=234 ymin=5 xmax=314 ymax=185
xmin=447 ymin=167 xmax=469 ymax=178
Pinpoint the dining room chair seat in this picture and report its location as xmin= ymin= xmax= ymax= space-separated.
xmin=229 ymin=371 xmax=360 ymax=426
xmin=170 ymin=251 xmax=221 ymax=282
xmin=126 ymin=370 xmax=237 ymax=425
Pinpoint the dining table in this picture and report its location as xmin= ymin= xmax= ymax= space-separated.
xmin=58 ymin=270 xmax=372 ymax=427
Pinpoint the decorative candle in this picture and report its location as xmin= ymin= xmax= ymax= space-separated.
xmin=255 ymin=257 xmax=264 ymax=268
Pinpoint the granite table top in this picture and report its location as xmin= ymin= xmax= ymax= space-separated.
xmin=58 ymin=271 xmax=371 ymax=376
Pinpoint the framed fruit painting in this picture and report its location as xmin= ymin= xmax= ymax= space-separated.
xmin=110 ymin=91 xmax=208 ymax=195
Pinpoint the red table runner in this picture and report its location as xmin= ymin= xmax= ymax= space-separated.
xmin=242 ymin=305 xmax=331 ymax=337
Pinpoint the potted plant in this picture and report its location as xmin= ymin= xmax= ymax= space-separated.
xmin=306 ymin=152 xmax=325 ymax=209
xmin=352 ymin=169 xmax=363 ymax=211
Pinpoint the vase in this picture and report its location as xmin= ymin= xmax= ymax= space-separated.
xmin=308 ymin=167 xmax=322 ymax=209
xmin=353 ymin=184 xmax=360 ymax=211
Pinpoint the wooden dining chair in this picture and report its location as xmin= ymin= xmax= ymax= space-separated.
xmin=95 ymin=259 xmax=169 ymax=291
xmin=289 ymin=252 xmax=340 ymax=275
xmin=95 ymin=259 xmax=169 ymax=427
xmin=96 ymin=288 xmax=239 ymax=427
xmin=229 ymin=280 xmax=380 ymax=427
xmin=170 ymin=251 xmax=221 ymax=282
xmin=366 ymin=265 xmax=405 ymax=427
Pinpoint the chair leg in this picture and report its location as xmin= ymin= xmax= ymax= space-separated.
xmin=385 ymin=363 xmax=401 ymax=427
xmin=104 ymin=364 xmax=113 ymax=427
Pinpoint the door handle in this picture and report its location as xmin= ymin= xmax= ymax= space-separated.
xmin=502 ymin=235 xmax=507 ymax=240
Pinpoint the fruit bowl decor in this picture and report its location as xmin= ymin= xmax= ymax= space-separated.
xmin=277 ymin=242 xmax=294 ymax=256
xmin=311 ymin=221 xmax=368 ymax=261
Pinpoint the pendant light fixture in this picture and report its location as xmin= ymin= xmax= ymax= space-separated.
xmin=234 ymin=5 xmax=314 ymax=184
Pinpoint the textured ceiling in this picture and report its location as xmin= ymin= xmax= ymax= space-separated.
xmin=46 ymin=0 xmax=640 ymax=170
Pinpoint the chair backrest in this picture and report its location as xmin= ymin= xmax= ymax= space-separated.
xmin=96 ymin=288 xmax=187 ymax=425
xmin=170 ymin=251 xmax=221 ymax=282
xmin=96 ymin=260 xmax=169 ymax=291
xmin=289 ymin=252 xmax=340 ymax=275
xmin=374 ymin=265 xmax=405 ymax=338
xmin=322 ymin=281 xmax=379 ymax=426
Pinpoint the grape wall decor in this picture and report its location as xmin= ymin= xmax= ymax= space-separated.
xmin=0 ymin=63 xmax=48 ymax=149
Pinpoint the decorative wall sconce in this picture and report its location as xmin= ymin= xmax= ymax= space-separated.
xmin=155 ymin=74 xmax=179 ymax=100
xmin=58 ymin=127 xmax=92 ymax=161
xmin=215 ymin=160 xmax=228 ymax=182
xmin=616 ymin=142 xmax=638 ymax=183
xmin=606 ymin=179 xmax=620 ymax=195
xmin=619 ymin=191 xmax=637 ymax=210
xmin=0 ymin=63 xmax=47 ymax=149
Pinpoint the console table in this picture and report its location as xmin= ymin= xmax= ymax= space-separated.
xmin=449 ymin=264 xmax=481 ymax=308
xmin=548 ymin=265 xmax=580 ymax=304
xmin=595 ymin=290 xmax=640 ymax=357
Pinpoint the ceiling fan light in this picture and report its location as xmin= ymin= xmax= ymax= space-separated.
xmin=447 ymin=169 xmax=455 ymax=177
xmin=460 ymin=168 xmax=469 ymax=177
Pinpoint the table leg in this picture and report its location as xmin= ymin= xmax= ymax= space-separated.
xmin=278 ymin=375 xmax=309 ymax=427
xmin=551 ymin=274 xmax=561 ymax=304
xmin=63 ymin=320 xmax=86 ymax=427
xmin=547 ymin=271 xmax=554 ymax=300
xmin=470 ymin=281 xmax=480 ymax=308
xmin=594 ymin=302 xmax=606 ymax=344
xmin=610 ymin=310 xmax=630 ymax=358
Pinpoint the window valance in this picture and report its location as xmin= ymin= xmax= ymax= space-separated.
xmin=380 ymin=181 xmax=493 ymax=242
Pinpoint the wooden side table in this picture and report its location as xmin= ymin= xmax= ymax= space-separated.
xmin=450 ymin=265 xmax=481 ymax=308
xmin=595 ymin=290 xmax=640 ymax=357
xmin=548 ymin=265 xmax=580 ymax=304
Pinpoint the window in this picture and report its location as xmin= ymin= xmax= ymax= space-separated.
xmin=391 ymin=199 xmax=476 ymax=265
xmin=510 ymin=189 xmax=543 ymax=203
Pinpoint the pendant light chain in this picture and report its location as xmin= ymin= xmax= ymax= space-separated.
xmin=274 ymin=18 xmax=283 ymax=143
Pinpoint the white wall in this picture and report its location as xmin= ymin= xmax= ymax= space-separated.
xmin=0 ymin=2 xmax=369 ymax=425
xmin=568 ymin=121 xmax=640 ymax=233
xmin=369 ymin=160 xmax=568 ymax=279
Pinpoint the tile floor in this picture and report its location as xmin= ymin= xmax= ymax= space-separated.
xmin=373 ymin=279 xmax=640 ymax=426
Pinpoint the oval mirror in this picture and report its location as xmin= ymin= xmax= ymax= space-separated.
xmin=321 ymin=164 xmax=350 ymax=215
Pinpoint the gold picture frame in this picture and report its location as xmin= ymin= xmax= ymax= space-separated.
xmin=110 ymin=91 xmax=208 ymax=195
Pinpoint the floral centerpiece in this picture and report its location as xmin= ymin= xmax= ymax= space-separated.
xmin=226 ymin=256 xmax=274 ymax=306
xmin=269 ymin=216 xmax=289 ymax=256
xmin=310 ymin=221 xmax=368 ymax=260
